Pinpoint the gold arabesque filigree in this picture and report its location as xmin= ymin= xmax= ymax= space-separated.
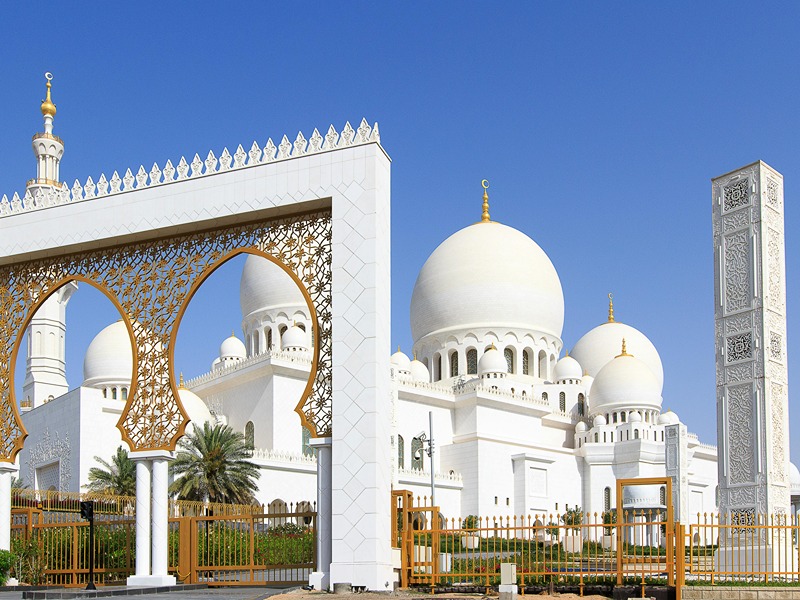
xmin=0 ymin=209 xmax=332 ymax=461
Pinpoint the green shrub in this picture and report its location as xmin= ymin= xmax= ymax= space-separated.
xmin=0 ymin=549 xmax=13 ymax=585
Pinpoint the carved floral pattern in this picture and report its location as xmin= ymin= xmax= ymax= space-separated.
xmin=725 ymin=363 xmax=753 ymax=383
xmin=27 ymin=428 xmax=71 ymax=492
xmin=726 ymin=332 xmax=753 ymax=363
xmin=723 ymin=230 xmax=751 ymax=313
xmin=766 ymin=178 xmax=781 ymax=209
xmin=722 ymin=210 xmax=750 ymax=233
xmin=770 ymin=383 xmax=787 ymax=481
xmin=767 ymin=228 xmax=783 ymax=310
xmin=723 ymin=178 xmax=750 ymax=213
xmin=725 ymin=314 xmax=752 ymax=334
xmin=769 ymin=332 xmax=782 ymax=362
xmin=727 ymin=384 xmax=754 ymax=485
xmin=0 ymin=211 xmax=332 ymax=460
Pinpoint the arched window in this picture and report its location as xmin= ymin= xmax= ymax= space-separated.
xmin=279 ymin=324 xmax=288 ymax=340
xmin=604 ymin=487 xmax=611 ymax=512
xmin=266 ymin=328 xmax=273 ymax=350
xmin=121 ymin=387 xmax=128 ymax=401
xmin=245 ymin=421 xmax=254 ymax=450
xmin=522 ymin=350 xmax=531 ymax=375
xmin=542 ymin=392 xmax=548 ymax=403
xmin=594 ymin=433 xmax=598 ymax=443
xmin=112 ymin=388 xmax=118 ymax=400
xmin=577 ymin=393 xmax=585 ymax=417
xmin=504 ymin=348 xmax=514 ymax=374
xmin=411 ymin=437 xmax=424 ymax=471
xmin=253 ymin=334 xmax=260 ymax=355
xmin=297 ymin=323 xmax=306 ymax=331
xmin=538 ymin=350 xmax=547 ymax=379
xmin=466 ymin=349 xmax=478 ymax=375
xmin=559 ymin=392 xmax=566 ymax=413
xmin=397 ymin=435 xmax=405 ymax=469
xmin=435 ymin=354 xmax=442 ymax=381
xmin=302 ymin=426 xmax=314 ymax=456
xmin=634 ymin=429 xmax=639 ymax=439
xmin=449 ymin=351 xmax=459 ymax=377
xmin=102 ymin=389 xmax=107 ymax=399
xmin=621 ymin=412 xmax=627 ymax=423
xmin=659 ymin=486 xmax=666 ymax=507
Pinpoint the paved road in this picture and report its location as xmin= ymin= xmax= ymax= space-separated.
xmin=0 ymin=587 xmax=292 ymax=600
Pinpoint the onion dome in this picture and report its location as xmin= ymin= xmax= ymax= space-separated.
xmin=410 ymin=184 xmax=564 ymax=345
xmin=571 ymin=295 xmax=663 ymax=390
xmin=553 ymin=354 xmax=582 ymax=383
xmin=575 ymin=421 xmax=587 ymax=433
xmin=589 ymin=340 xmax=662 ymax=416
xmin=83 ymin=321 xmax=133 ymax=388
xmin=177 ymin=379 xmax=213 ymax=427
xmin=220 ymin=333 xmax=246 ymax=360
xmin=239 ymin=254 xmax=307 ymax=321
xmin=593 ymin=414 xmax=607 ymax=427
xmin=479 ymin=345 xmax=508 ymax=377
xmin=390 ymin=348 xmax=412 ymax=372
xmin=790 ymin=463 xmax=800 ymax=496
xmin=409 ymin=356 xmax=430 ymax=383
xmin=658 ymin=410 xmax=680 ymax=426
xmin=40 ymin=75 xmax=56 ymax=118
xmin=281 ymin=325 xmax=308 ymax=351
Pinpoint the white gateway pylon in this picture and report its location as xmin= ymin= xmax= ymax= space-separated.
xmin=712 ymin=161 xmax=791 ymax=571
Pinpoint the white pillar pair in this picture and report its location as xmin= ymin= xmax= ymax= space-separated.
xmin=127 ymin=451 xmax=176 ymax=587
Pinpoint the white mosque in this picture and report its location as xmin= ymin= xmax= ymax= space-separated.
xmin=12 ymin=77 xmax=800 ymax=525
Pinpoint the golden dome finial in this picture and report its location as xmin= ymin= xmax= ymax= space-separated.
xmin=480 ymin=179 xmax=490 ymax=222
xmin=616 ymin=338 xmax=632 ymax=358
xmin=397 ymin=344 xmax=401 ymax=353
xmin=40 ymin=72 xmax=56 ymax=118
xmin=413 ymin=350 xmax=417 ymax=360
xmin=179 ymin=372 xmax=185 ymax=388
xmin=565 ymin=348 xmax=570 ymax=357
xmin=607 ymin=293 xmax=615 ymax=323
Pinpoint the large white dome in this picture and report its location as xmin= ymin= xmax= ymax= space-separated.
xmin=83 ymin=321 xmax=133 ymax=388
xmin=239 ymin=255 xmax=308 ymax=322
xmin=178 ymin=388 xmax=213 ymax=428
xmin=571 ymin=321 xmax=663 ymax=390
xmin=410 ymin=221 xmax=564 ymax=343
xmin=590 ymin=352 xmax=662 ymax=415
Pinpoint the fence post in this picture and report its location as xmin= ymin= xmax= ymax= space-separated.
xmin=675 ymin=523 xmax=684 ymax=600
xmin=72 ymin=524 xmax=79 ymax=587
xmin=178 ymin=517 xmax=192 ymax=584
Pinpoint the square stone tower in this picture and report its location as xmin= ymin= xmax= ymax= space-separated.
xmin=712 ymin=161 xmax=790 ymax=521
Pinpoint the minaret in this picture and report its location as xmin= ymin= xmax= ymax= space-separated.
xmin=21 ymin=73 xmax=76 ymax=409
xmin=712 ymin=162 xmax=790 ymax=520
xmin=26 ymin=72 xmax=64 ymax=198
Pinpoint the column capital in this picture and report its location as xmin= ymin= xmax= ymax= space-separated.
xmin=129 ymin=450 xmax=174 ymax=461
xmin=310 ymin=437 xmax=332 ymax=448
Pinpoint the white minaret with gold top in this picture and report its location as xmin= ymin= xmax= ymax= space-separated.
xmin=22 ymin=74 xmax=76 ymax=409
xmin=26 ymin=73 xmax=64 ymax=198
xmin=712 ymin=161 xmax=790 ymax=522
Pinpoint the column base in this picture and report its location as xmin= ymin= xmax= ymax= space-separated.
xmin=127 ymin=575 xmax=176 ymax=587
xmin=309 ymin=571 xmax=329 ymax=591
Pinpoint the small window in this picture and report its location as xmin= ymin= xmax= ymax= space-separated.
xmin=121 ymin=387 xmax=128 ymax=401
xmin=634 ymin=429 xmax=639 ymax=439
xmin=604 ymin=487 xmax=611 ymax=512
xmin=112 ymin=388 xmax=117 ymax=400
xmin=621 ymin=412 xmax=627 ymax=423
xmin=450 ymin=352 xmax=459 ymax=377
xmin=467 ymin=349 xmax=478 ymax=375
xmin=522 ymin=350 xmax=531 ymax=375
xmin=435 ymin=354 xmax=442 ymax=381
xmin=577 ymin=393 xmax=585 ymax=417
xmin=266 ymin=328 xmax=273 ymax=350
xmin=411 ymin=437 xmax=424 ymax=471
xmin=559 ymin=392 xmax=566 ymax=412
xmin=542 ymin=392 xmax=548 ymax=402
xmin=504 ymin=348 xmax=514 ymax=374
xmin=397 ymin=435 xmax=405 ymax=469
xmin=245 ymin=421 xmax=255 ymax=450
xmin=253 ymin=334 xmax=260 ymax=355
xmin=102 ymin=389 xmax=107 ymax=399
xmin=659 ymin=486 xmax=666 ymax=506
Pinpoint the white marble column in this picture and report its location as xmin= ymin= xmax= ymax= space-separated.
xmin=0 ymin=464 xmax=18 ymax=551
xmin=129 ymin=459 xmax=152 ymax=582
xmin=308 ymin=438 xmax=332 ymax=591
xmin=151 ymin=458 xmax=174 ymax=584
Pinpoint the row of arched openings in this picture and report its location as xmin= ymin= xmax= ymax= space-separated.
xmin=431 ymin=347 xmax=556 ymax=381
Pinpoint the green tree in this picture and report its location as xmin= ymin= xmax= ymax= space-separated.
xmin=169 ymin=422 xmax=259 ymax=504
xmin=85 ymin=446 xmax=136 ymax=496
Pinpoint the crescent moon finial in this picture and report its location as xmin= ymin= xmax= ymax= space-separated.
xmin=44 ymin=72 xmax=53 ymax=82
xmin=607 ymin=293 xmax=615 ymax=323
xmin=481 ymin=179 xmax=489 ymax=190
xmin=480 ymin=179 xmax=491 ymax=222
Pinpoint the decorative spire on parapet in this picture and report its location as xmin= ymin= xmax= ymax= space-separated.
xmin=26 ymin=72 xmax=66 ymax=200
xmin=3 ymin=114 xmax=380 ymax=218
xmin=607 ymin=293 xmax=615 ymax=323
xmin=480 ymin=179 xmax=491 ymax=222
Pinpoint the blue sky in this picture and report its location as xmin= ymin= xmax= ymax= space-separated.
xmin=1 ymin=3 xmax=798 ymax=463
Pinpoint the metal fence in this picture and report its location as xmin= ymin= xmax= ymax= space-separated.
xmin=10 ymin=500 xmax=316 ymax=587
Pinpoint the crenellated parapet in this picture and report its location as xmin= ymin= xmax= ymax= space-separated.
xmin=1 ymin=119 xmax=380 ymax=218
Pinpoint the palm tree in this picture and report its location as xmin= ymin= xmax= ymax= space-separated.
xmin=169 ymin=422 xmax=259 ymax=505
xmin=86 ymin=446 xmax=136 ymax=496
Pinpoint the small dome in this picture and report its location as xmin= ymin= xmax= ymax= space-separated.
xmin=281 ymin=325 xmax=307 ymax=350
xmin=390 ymin=349 xmax=412 ymax=372
xmin=410 ymin=358 xmax=430 ymax=382
xmin=572 ymin=321 xmax=663 ymax=391
xmin=553 ymin=355 xmax=582 ymax=382
xmin=177 ymin=388 xmax=213 ymax=428
xmin=593 ymin=414 xmax=607 ymax=427
xmin=220 ymin=334 xmax=246 ymax=359
xmin=575 ymin=421 xmax=587 ymax=433
xmin=629 ymin=411 xmax=643 ymax=423
xmin=479 ymin=346 xmax=508 ymax=376
xmin=410 ymin=221 xmax=564 ymax=345
xmin=83 ymin=321 xmax=133 ymax=388
xmin=590 ymin=350 xmax=662 ymax=416
xmin=240 ymin=254 xmax=307 ymax=322
xmin=658 ymin=410 xmax=680 ymax=426
xmin=582 ymin=374 xmax=595 ymax=396
xmin=790 ymin=463 xmax=800 ymax=496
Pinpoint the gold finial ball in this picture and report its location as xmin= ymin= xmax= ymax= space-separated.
xmin=40 ymin=72 xmax=56 ymax=118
